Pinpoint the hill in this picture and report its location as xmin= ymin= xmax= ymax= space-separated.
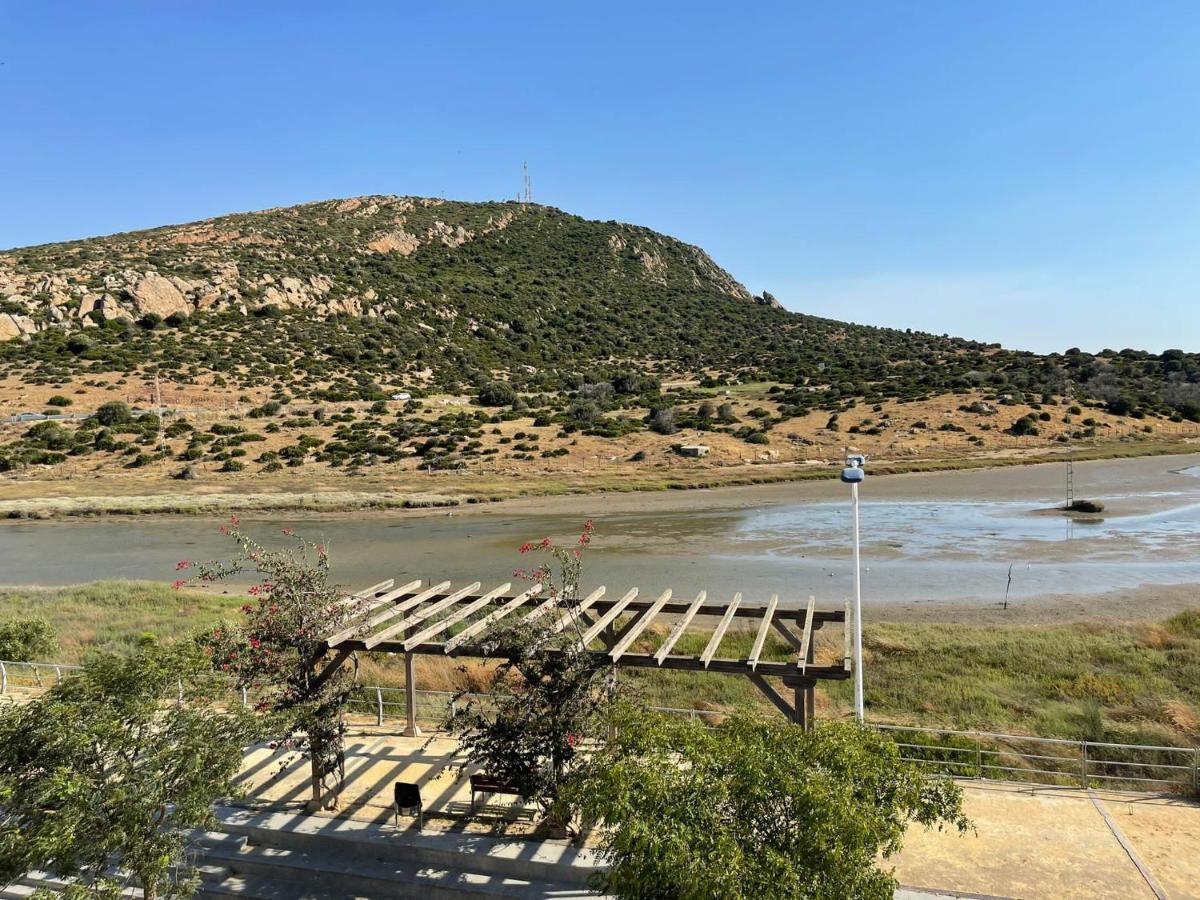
xmin=1 ymin=195 xmax=1196 ymax=417
xmin=0 ymin=196 xmax=1197 ymax=490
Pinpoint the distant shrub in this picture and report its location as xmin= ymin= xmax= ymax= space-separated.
xmin=0 ymin=617 xmax=56 ymax=662
xmin=648 ymin=407 xmax=678 ymax=435
xmin=46 ymin=395 xmax=72 ymax=407
xmin=478 ymin=382 xmax=517 ymax=407
xmin=94 ymin=401 xmax=133 ymax=426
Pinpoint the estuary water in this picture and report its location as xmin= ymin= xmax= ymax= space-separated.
xmin=3 ymin=454 xmax=1200 ymax=606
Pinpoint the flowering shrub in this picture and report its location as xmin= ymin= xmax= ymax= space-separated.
xmin=448 ymin=520 xmax=615 ymax=828
xmin=178 ymin=516 xmax=366 ymax=809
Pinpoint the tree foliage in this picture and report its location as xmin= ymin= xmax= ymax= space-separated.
xmin=0 ymin=644 xmax=259 ymax=900
xmin=447 ymin=521 xmax=615 ymax=823
xmin=0 ymin=617 xmax=56 ymax=662
xmin=185 ymin=519 xmax=367 ymax=809
xmin=563 ymin=710 xmax=969 ymax=900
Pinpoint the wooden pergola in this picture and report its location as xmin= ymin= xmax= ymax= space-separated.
xmin=322 ymin=579 xmax=853 ymax=736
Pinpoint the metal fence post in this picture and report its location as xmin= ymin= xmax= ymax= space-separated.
xmin=54 ymin=666 xmax=62 ymax=684
xmin=376 ymin=687 xmax=384 ymax=726
xmin=0 ymin=661 xmax=6 ymax=695
xmin=976 ymin=735 xmax=983 ymax=779
xmin=240 ymin=686 xmax=248 ymax=708
xmin=1081 ymin=741 xmax=1089 ymax=789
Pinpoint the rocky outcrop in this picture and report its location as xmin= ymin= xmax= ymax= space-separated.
xmin=126 ymin=272 xmax=190 ymax=319
xmin=367 ymin=229 xmax=421 ymax=256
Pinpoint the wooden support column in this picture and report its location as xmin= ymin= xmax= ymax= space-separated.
xmin=793 ymin=683 xmax=809 ymax=730
xmin=804 ymin=627 xmax=817 ymax=727
xmin=404 ymin=651 xmax=421 ymax=737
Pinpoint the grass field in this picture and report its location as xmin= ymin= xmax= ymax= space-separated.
xmin=2 ymin=581 xmax=1197 ymax=749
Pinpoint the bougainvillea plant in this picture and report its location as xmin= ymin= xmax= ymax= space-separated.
xmin=177 ymin=517 xmax=367 ymax=810
xmin=447 ymin=520 xmax=616 ymax=829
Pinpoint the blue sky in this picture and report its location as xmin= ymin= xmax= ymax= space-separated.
xmin=2 ymin=2 xmax=1198 ymax=353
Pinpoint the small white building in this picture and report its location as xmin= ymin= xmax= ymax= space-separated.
xmin=679 ymin=444 xmax=710 ymax=458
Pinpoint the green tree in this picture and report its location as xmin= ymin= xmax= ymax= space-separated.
xmin=563 ymin=710 xmax=969 ymax=900
xmin=477 ymin=381 xmax=517 ymax=406
xmin=0 ymin=617 xmax=56 ymax=662
xmin=0 ymin=644 xmax=259 ymax=900
xmin=94 ymin=401 xmax=134 ymax=426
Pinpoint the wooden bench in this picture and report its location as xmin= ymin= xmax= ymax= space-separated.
xmin=469 ymin=773 xmax=523 ymax=814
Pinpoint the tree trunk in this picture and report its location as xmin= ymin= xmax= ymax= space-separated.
xmin=138 ymin=872 xmax=158 ymax=900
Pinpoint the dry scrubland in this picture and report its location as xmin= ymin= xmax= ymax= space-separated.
xmin=3 ymin=581 xmax=1197 ymax=751
xmin=3 ymin=373 xmax=1198 ymax=518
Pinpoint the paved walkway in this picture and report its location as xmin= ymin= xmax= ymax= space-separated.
xmin=892 ymin=780 xmax=1200 ymax=899
xmin=234 ymin=727 xmax=1200 ymax=898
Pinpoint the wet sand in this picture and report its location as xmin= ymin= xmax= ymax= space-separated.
xmin=454 ymin=451 xmax=1200 ymax=521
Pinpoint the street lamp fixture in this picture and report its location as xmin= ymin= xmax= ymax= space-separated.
xmin=840 ymin=454 xmax=866 ymax=722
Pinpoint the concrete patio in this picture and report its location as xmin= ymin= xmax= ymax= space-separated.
xmin=233 ymin=726 xmax=1200 ymax=899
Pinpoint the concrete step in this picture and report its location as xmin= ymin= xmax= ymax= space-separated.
xmin=3 ymin=871 xmax=142 ymax=898
xmin=197 ymin=840 xmax=598 ymax=900
xmin=211 ymin=805 xmax=603 ymax=888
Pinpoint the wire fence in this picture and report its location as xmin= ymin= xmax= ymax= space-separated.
xmin=2 ymin=659 xmax=1195 ymax=794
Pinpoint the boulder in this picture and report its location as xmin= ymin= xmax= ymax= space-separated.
xmin=0 ymin=313 xmax=24 ymax=341
xmin=127 ymin=272 xmax=190 ymax=318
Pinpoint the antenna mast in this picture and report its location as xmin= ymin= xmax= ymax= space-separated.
xmin=522 ymin=161 xmax=532 ymax=203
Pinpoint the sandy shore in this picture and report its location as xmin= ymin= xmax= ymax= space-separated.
xmin=462 ymin=450 xmax=1200 ymax=521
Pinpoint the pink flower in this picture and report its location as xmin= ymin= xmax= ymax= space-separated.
xmin=249 ymin=637 xmax=262 ymax=649
xmin=230 ymin=514 xmax=241 ymax=527
xmin=519 ymin=542 xmax=532 ymax=555
xmin=175 ymin=560 xmax=191 ymax=571
xmin=540 ymin=537 xmax=552 ymax=549
xmin=282 ymin=527 xmax=294 ymax=536
xmin=171 ymin=579 xmax=186 ymax=590
xmin=241 ymin=603 xmax=254 ymax=612
xmin=317 ymin=543 xmax=327 ymax=555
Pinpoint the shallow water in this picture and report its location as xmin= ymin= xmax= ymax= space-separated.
xmin=3 ymin=457 xmax=1200 ymax=604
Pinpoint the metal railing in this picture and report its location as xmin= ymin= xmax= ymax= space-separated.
xmin=3 ymin=659 xmax=1194 ymax=794
xmin=873 ymin=723 xmax=1200 ymax=794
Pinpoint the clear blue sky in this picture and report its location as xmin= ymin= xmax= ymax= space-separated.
xmin=2 ymin=2 xmax=1198 ymax=354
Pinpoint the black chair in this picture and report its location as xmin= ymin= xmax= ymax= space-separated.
xmin=394 ymin=781 xmax=423 ymax=830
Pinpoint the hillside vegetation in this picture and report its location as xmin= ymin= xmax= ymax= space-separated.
xmin=1 ymin=196 xmax=1198 ymax=484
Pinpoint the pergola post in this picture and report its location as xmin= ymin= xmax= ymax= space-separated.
xmin=403 ymin=651 xmax=421 ymax=737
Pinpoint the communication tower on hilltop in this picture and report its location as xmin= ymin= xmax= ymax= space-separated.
xmin=522 ymin=161 xmax=532 ymax=203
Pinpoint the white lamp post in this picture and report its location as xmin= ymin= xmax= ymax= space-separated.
xmin=840 ymin=454 xmax=867 ymax=722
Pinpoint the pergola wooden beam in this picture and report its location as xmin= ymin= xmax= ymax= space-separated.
xmin=700 ymin=593 xmax=742 ymax=668
xmin=323 ymin=579 xmax=424 ymax=645
xmin=401 ymin=582 xmax=511 ymax=650
xmin=443 ymin=585 xmax=543 ymax=652
xmin=747 ymin=594 xmax=779 ymax=671
xmin=547 ymin=586 xmax=606 ymax=635
xmin=342 ymin=578 xmax=395 ymax=604
xmin=609 ymin=590 xmax=672 ymax=662
xmin=579 ymin=588 xmax=638 ymax=647
xmin=653 ymin=591 xmax=705 ymax=665
xmin=363 ymin=581 xmax=482 ymax=650
xmin=797 ymin=595 xmax=816 ymax=675
xmin=348 ymin=580 xmax=450 ymax=641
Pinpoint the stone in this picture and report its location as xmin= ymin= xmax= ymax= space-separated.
xmin=0 ymin=313 xmax=23 ymax=341
xmin=127 ymin=272 xmax=190 ymax=318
